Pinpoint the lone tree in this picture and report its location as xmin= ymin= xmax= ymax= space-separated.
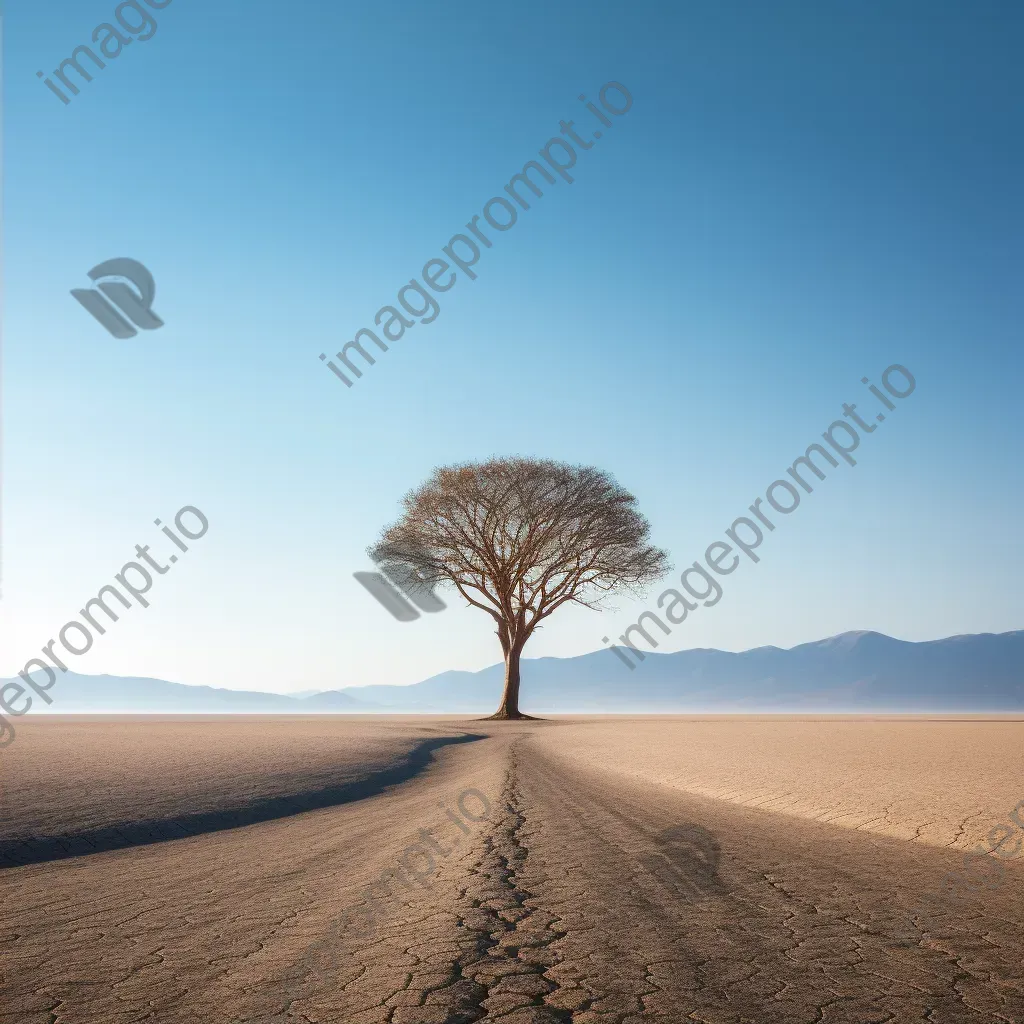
xmin=372 ymin=457 xmax=669 ymax=720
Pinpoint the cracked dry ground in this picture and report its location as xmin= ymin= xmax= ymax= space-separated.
xmin=2 ymin=722 xmax=1023 ymax=1023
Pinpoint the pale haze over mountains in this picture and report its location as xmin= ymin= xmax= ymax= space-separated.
xmin=5 ymin=630 xmax=1023 ymax=715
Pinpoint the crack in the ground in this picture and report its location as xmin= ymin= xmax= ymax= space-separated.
xmin=444 ymin=749 xmax=574 ymax=1023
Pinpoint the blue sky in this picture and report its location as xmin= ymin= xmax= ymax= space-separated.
xmin=2 ymin=0 xmax=1022 ymax=693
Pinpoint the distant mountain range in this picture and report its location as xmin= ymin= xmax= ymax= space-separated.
xmin=3 ymin=630 xmax=1022 ymax=715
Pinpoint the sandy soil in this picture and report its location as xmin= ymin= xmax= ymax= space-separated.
xmin=1 ymin=716 xmax=1022 ymax=1023
xmin=535 ymin=716 xmax=1024 ymax=851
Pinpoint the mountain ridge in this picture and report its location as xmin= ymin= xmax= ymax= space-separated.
xmin=2 ymin=629 xmax=1022 ymax=715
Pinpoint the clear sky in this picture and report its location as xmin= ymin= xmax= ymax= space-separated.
xmin=2 ymin=0 xmax=1021 ymax=694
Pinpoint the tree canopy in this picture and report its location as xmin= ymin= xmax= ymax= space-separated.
xmin=373 ymin=457 xmax=669 ymax=718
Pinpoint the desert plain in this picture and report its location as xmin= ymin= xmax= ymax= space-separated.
xmin=1 ymin=715 xmax=1022 ymax=1023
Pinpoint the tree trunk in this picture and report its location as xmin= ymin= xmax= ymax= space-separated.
xmin=486 ymin=640 xmax=536 ymax=720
